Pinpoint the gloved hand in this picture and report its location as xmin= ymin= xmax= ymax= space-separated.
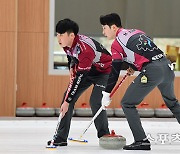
xmin=101 ymin=91 xmax=111 ymax=110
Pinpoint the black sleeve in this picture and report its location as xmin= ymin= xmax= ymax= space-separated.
xmin=65 ymin=70 xmax=89 ymax=103
xmin=67 ymin=55 xmax=71 ymax=70
xmin=105 ymin=60 xmax=123 ymax=93
xmin=67 ymin=56 xmax=77 ymax=70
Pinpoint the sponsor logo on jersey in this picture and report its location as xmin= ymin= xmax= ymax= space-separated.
xmin=95 ymin=62 xmax=105 ymax=67
xmin=136 ymin=34 xmax=158 ymax=52
xmin=72 ymin=44 xmax=81 ymax=58
xmin=152 ymin=53 xmax=164 ymax=61
xmin=95 ymin=84 xmax=105 ymax=88
xmin=70 ymin=73 xmax=83 ymax=96
xmin=78 ymin=66 xmax=91 ymax=70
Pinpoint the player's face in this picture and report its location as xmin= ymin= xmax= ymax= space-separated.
xmin=102 ymin=25 xmax=116 ymax=40
xmin=56 ymin=32 xmax=74 ymax=48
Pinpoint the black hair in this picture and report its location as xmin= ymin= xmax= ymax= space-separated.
xmin=100 ymin=13 xmax=122 ymax=27
xmin=56 ymin=18 xmax=79 ymax=35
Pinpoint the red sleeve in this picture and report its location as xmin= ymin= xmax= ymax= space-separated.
xmin=111 ymin=39 xmax=124 ymax=60
xmin=77 ymin=44 xmax=95 ymax=71
xmin=65 ymin=44 xmax=95 ymax=103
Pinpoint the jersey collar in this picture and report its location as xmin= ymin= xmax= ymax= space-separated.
xmin=116 ymin=28 xmax=123 ymax=36
xmin=70 ymin=35 xmax=79 ymax=50
xmin=63 ymin=35 xmax=79 ymax=55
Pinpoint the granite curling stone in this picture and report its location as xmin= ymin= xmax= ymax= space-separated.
xmin=35 ymin=102 xmax=55 ymax=117
xmin=137 ymin=102 xmax=154 ymax=118
xmin=75 ymin=103 xmax=92 ymax=117
xmin=55 ymin=108 xmax=75 ymax=116
xmin=155 ymin=103 xmax=173 ymax=118
xmin=99 ymin=130 xmax=126 ymax=150
xmin=114 ymin=106 xmax=125 ymax=117
xmin=16 ymin=102 xmax=35 ymax=117
xmin=106 ymin=108 xmax=114 ymax=117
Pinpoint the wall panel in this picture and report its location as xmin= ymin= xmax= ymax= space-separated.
xmin=44 ymin=0 xmax=49 ymax=32
xmin=16 ymin=33 xmax=44 ymax=107
xmin=0 ymin=0 xmax=17 ymax=31
xmin=0 ymin=32 xmax=16 ymax=116
xmin=0 ymin=0 xmax=17 ymax=116
xmin=18 ymin=0 xmax=45 ymax=32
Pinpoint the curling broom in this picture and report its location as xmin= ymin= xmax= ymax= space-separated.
xmin=46 ymin=74 xmax=75 ymax=149
xmin=46 ymin=113 xmax=63 ymax=149
xmin=68 ymin=73 xmax=128 ymax=143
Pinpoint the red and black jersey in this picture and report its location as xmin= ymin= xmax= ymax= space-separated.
xmin=63 ymin=34 xmax=112 ymax=103
xmin=112 ymin=28 xmax=164 ymax=71
xmin=105 ymin=28 xmax=165 ymax=93
xmin=64 ymin=35 xmax=112 ymax=73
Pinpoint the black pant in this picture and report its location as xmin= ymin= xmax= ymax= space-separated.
xmin=121 ymin=57 xmax=180 ymax=141
xmin=55 ymin=73 xmax=110 ymax=140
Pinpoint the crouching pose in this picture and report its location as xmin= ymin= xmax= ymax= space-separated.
xmin=47 ymin=18 xmax=112 ymax=146
xmin=100 ymin=13 xmax=180 ymax=150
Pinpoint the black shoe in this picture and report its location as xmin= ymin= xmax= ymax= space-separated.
xmin=47 ymin=137 xmax=67 ymax=147
xmin=123 ymin=139 xmax=151 ymax=150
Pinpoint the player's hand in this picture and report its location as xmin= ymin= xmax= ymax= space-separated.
xmin=101 ymin=91 xmax=111 ymax=110
xmin=60 ymin=101 xmax=69 ymax=118
xmin=127 ymin=67 xmax=135 ymax=76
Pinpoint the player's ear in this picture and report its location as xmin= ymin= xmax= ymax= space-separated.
xmin=68 ymin=32 xmax=72 ymax=36
xmin=69 ymin=32 xmax=75 ymax=38
xmin=111 ymin=24 xmax=117 ymax=31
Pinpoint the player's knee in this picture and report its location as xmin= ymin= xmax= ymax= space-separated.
xmin=121 ymin=99 xmax=136 ymax=108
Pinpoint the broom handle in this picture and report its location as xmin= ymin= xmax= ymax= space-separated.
xmin=110 ymin=73 xmax=128 ymax=97
xmin=51 ymin=74 xmax=75 ymax=143
xmin=79 ymin=105 xmax=104 ymax=138
xmin=79 ymin=73 xmax=128 ymax=139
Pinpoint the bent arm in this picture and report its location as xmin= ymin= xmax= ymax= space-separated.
xmin=105 ymin=59 xmax=123 ymax=93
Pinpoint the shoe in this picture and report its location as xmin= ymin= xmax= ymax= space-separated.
xmin=47 ymin=137 xmax=67 ymax=146
xmin=123 ymin=139 xmax=151 ymax=150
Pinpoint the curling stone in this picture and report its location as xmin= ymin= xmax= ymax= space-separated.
xmin=16 ymin=102 xmax=35 ymax=117
xmin=114 ymin=105 xmax=125 ymax=117
xmin=99 ymin=130 xmax=126 ymax=150
xmin=106 ymin=108 xmax=114 ymax=117
xmin=35 ymin=102 xmax=55 ymax=117
xmin=137 ymin=102 xmax=154 ymax=118
xmin=75 ymin=103 xmax=92 ymax=117
xmin=55 ymin=108 xmax=61 ymax=116
xmin=55 ymin=108 xmax=75 ymax=116
xmin=154 ymin=103 xmax=174 ymax=118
